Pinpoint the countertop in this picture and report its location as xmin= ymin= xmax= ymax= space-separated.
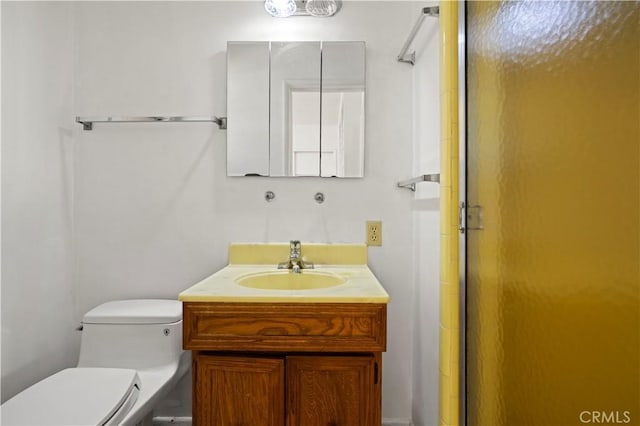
xmin=178 ymin=264 xmax=389 ymax=303
xmin=178 ymin=243 xmax=390 ymax=303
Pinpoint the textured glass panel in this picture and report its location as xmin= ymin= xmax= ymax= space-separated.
xmin=466 ymin=2 xmax=640 ymax=425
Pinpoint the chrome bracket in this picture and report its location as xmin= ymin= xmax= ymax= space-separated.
xmin=215 ymin=117 xmax=228 ymax=130
xmin=398 ymin=52 xmax=416 ymax=65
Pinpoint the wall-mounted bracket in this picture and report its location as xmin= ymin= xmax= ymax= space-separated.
xmin=397 ymin=173 xmax=440 ymax=191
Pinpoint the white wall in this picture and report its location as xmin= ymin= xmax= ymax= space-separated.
xmin=73 ymin=1 xmax=416 ymax=421
xmin=1 ymin=2 xmax=443 ymax=423
xmin=410 ymin=3 xmax=441 ymax=425
xmin=1 ymin=1 xmax=79 ymax=402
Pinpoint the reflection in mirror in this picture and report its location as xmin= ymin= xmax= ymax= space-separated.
xmin=270 ymin=42 xmax=321 ymax=176
xmin=227 ymin=42 xmax=270 ymax=176
xmin=290 ymin=91 xmax=322 ymax=176
xmin=321 ymin=42 xmax=365 ymax=177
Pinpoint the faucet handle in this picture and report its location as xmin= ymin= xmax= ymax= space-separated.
xmin=290 ymin=240 xmax=301 ymax=248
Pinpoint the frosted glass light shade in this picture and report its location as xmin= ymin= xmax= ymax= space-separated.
xmin=264 ymin=0 xmax=297 ymax=17
xmin=305 ymin=0 xmax=340 ymax=17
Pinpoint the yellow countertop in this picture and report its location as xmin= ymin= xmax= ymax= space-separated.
xmin=178 ymin=243 xmax=390 ymax=304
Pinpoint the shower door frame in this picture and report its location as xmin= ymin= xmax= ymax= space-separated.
xmin=457 ymin=1 xmax=467 ymax=425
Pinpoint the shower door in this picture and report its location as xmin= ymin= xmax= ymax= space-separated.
xmin=465 ymin=2 xmax=640 ymax=425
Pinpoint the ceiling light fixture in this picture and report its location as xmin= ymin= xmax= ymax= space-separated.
xmin=264 ymin=0 xmax=297 ymax=18
xmin=264 ymin=0 xmax=341 ymax=18
xmin=305 ymin=0 xmax=340 ymax=17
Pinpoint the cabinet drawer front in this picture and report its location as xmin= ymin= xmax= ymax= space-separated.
xmin=183 ymin=302 xmax=387 ymax=352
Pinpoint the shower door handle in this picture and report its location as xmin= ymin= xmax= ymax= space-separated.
xmin=459 ymin=202 xmax=466 ymax=233
xmin=459 ymin=202 xmax=484 ymax=233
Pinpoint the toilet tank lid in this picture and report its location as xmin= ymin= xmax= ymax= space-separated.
xmin=83 ymin=299 xmax=182 ymax=324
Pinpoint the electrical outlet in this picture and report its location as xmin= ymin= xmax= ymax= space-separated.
xmin=366 ymin=221 xmax=382 ymax=246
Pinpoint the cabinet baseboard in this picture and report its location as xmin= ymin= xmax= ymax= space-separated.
xmin=383 ymin=418 xmax=413 ymax=426
xmin=153 ymin=416 xmax=412 ymax=426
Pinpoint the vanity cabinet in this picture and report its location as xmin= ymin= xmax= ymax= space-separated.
xmin=184 ymin=302 xmax=387 ymax=426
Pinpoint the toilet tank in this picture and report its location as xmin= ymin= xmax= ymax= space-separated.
xmin=77 ymin=300 xmax=183 ymax=370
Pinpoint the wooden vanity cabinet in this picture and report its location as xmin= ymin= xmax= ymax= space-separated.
xmin=184 ymin=302 xmax=387 ymax=426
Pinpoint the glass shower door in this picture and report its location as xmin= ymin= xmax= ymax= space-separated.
xmin=465 ymin=2 xmax=640 ymax=425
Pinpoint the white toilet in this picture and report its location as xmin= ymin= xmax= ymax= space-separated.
xmin=1 ymin=299 xmax=190 ymax=426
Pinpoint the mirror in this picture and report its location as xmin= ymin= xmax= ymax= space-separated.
xmin=226 ymin=42 xmax=270 ymax=176
xmin=227 ymin=41 xmax=365 ymax=177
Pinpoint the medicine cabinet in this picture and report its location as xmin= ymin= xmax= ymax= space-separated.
xmin=227 ymin=41 xmax=365 ymax=177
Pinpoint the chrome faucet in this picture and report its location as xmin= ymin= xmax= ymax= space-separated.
xmin=278 ymin=240 xmax=314 ymax=273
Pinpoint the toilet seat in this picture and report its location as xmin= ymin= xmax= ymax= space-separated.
xmin=1 ymin=368 xmax=140 ymax=426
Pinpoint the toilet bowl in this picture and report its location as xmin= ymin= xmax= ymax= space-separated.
xmin=1 ymin=299 xmax=190 ymax=426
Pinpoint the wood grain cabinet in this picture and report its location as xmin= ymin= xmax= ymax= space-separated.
xmin=184 ymin=302 xmax=387 ymax=426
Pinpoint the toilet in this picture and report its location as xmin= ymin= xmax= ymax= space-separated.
xmin=1 ymin=299 xmax=190 ymax=426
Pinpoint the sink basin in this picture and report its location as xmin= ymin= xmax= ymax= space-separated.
xmin=236 ymin=270 xmax=346 ymax=290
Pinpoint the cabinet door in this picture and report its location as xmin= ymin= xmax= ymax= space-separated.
xmin=195 ymin=355 xmax=284 ymax=426
xmin=286 ymin=355 xmax=379 ymax=426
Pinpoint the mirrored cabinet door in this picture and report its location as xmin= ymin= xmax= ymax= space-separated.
xmin=321 ymin=42 xmax=365 ymax=178
xmin=226 ymin=42 xmax=270 ymax=177
xmin=270 ymin=42 xmax=321 ymax=177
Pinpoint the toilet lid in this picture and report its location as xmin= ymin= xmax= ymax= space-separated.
xmin=83 ymin=299 xmax=182 ymax=324
xmin=1 ymin=368 xmax=140 ymax=426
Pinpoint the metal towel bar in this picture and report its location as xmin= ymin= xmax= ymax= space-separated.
xmin=397 ymin=6 xmax=439 ymax=65
xmin=76 ymin=116 xmax=227 ymax=131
